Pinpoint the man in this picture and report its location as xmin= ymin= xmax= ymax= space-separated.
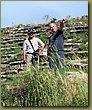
xmin=23 ymin=28 xmax=45 ymax=68
xmin=47 ymin=19 xmax=65 ymax=72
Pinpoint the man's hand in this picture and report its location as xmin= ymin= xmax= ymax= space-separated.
xmin=38 ymin=48 xmax=43 ymax=55
xmin=60 ymin=19 xmax=65 ymax=31
xmin=38 ymin=45 xmax=45 ymax=55
xmin=62 ymin=19 xmax=65 ymax=24
xmin=23 ymin=50 xmax=26 ymax=64
xmin=23 ymin=59 xmax=26 ymax=64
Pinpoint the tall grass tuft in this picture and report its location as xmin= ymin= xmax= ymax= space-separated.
xmin=1 ymin=61 xmax=88 ymax=106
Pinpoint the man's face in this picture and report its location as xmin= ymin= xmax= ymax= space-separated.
xmin=28 ymin=33 xmax=34 ymax=39
xmin=49 ymin=23 xmax=57 ymax=32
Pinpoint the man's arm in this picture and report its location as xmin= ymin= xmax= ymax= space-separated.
xmin=23 ymin=41 xmax=27 ymax=63
xmin=38 ymin=38 xmax=45 ymax=54
xmin=59 ymin=19 xmax=65 ymax=31
xmin=23 ymin=50 xmax=26 ymax=63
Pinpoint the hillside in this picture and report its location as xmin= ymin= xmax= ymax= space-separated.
xmin=1 ymin=15 xmax=88 ymax=106
xmin=1 ymin=15 xmax=88 ymax=79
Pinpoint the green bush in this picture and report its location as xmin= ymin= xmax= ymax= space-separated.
xmin=39 ymin=34 xmax=48 ymax=43
xmin=79 ymin=43 xmax=88 ymax=51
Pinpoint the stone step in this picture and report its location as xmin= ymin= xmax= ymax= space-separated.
xmin=64 ymin=47 xmax=79 ymax=51
xmin=1 ymin=38 xmax=24 ymax=44
xmin=65 ymin=58 xmax=88 ymax=63
xmin=9 ymin=60 xmax=24 ymax=66
xmin=1 ymin=70 xmax=18 ymax=75
xmin=65 ymin=62 xmax=88 ymax=69
xmin=1 ymin=50 xmax=88 ymax=63
xmin=1 ymin=54 xmax=16 ymax=58
xmin=65 ymin=51 xmax=88 ymax=56
xmin=64 ymin=42 xmax=81 ymax=46
xmin=1 ymin=51 xmax=23 ymax=59
xmin=1 ymin=61 xmax=88 ymax=76
xmin=70 ymin=29 xmax=86 ymax=33
xmin=1 ymin=59 xmax=88 ymax=73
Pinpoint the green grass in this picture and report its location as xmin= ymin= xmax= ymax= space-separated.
xmin=13 ymin=47 xmax=21 ymax=54
xmin=1 ymin=59 xmax=88 ymax=106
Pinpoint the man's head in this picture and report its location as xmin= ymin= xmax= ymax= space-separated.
xmin=28 ymin=28 xmax=36 ymax=39
xmin=49 ymin=23 xmax=57 ymax=32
